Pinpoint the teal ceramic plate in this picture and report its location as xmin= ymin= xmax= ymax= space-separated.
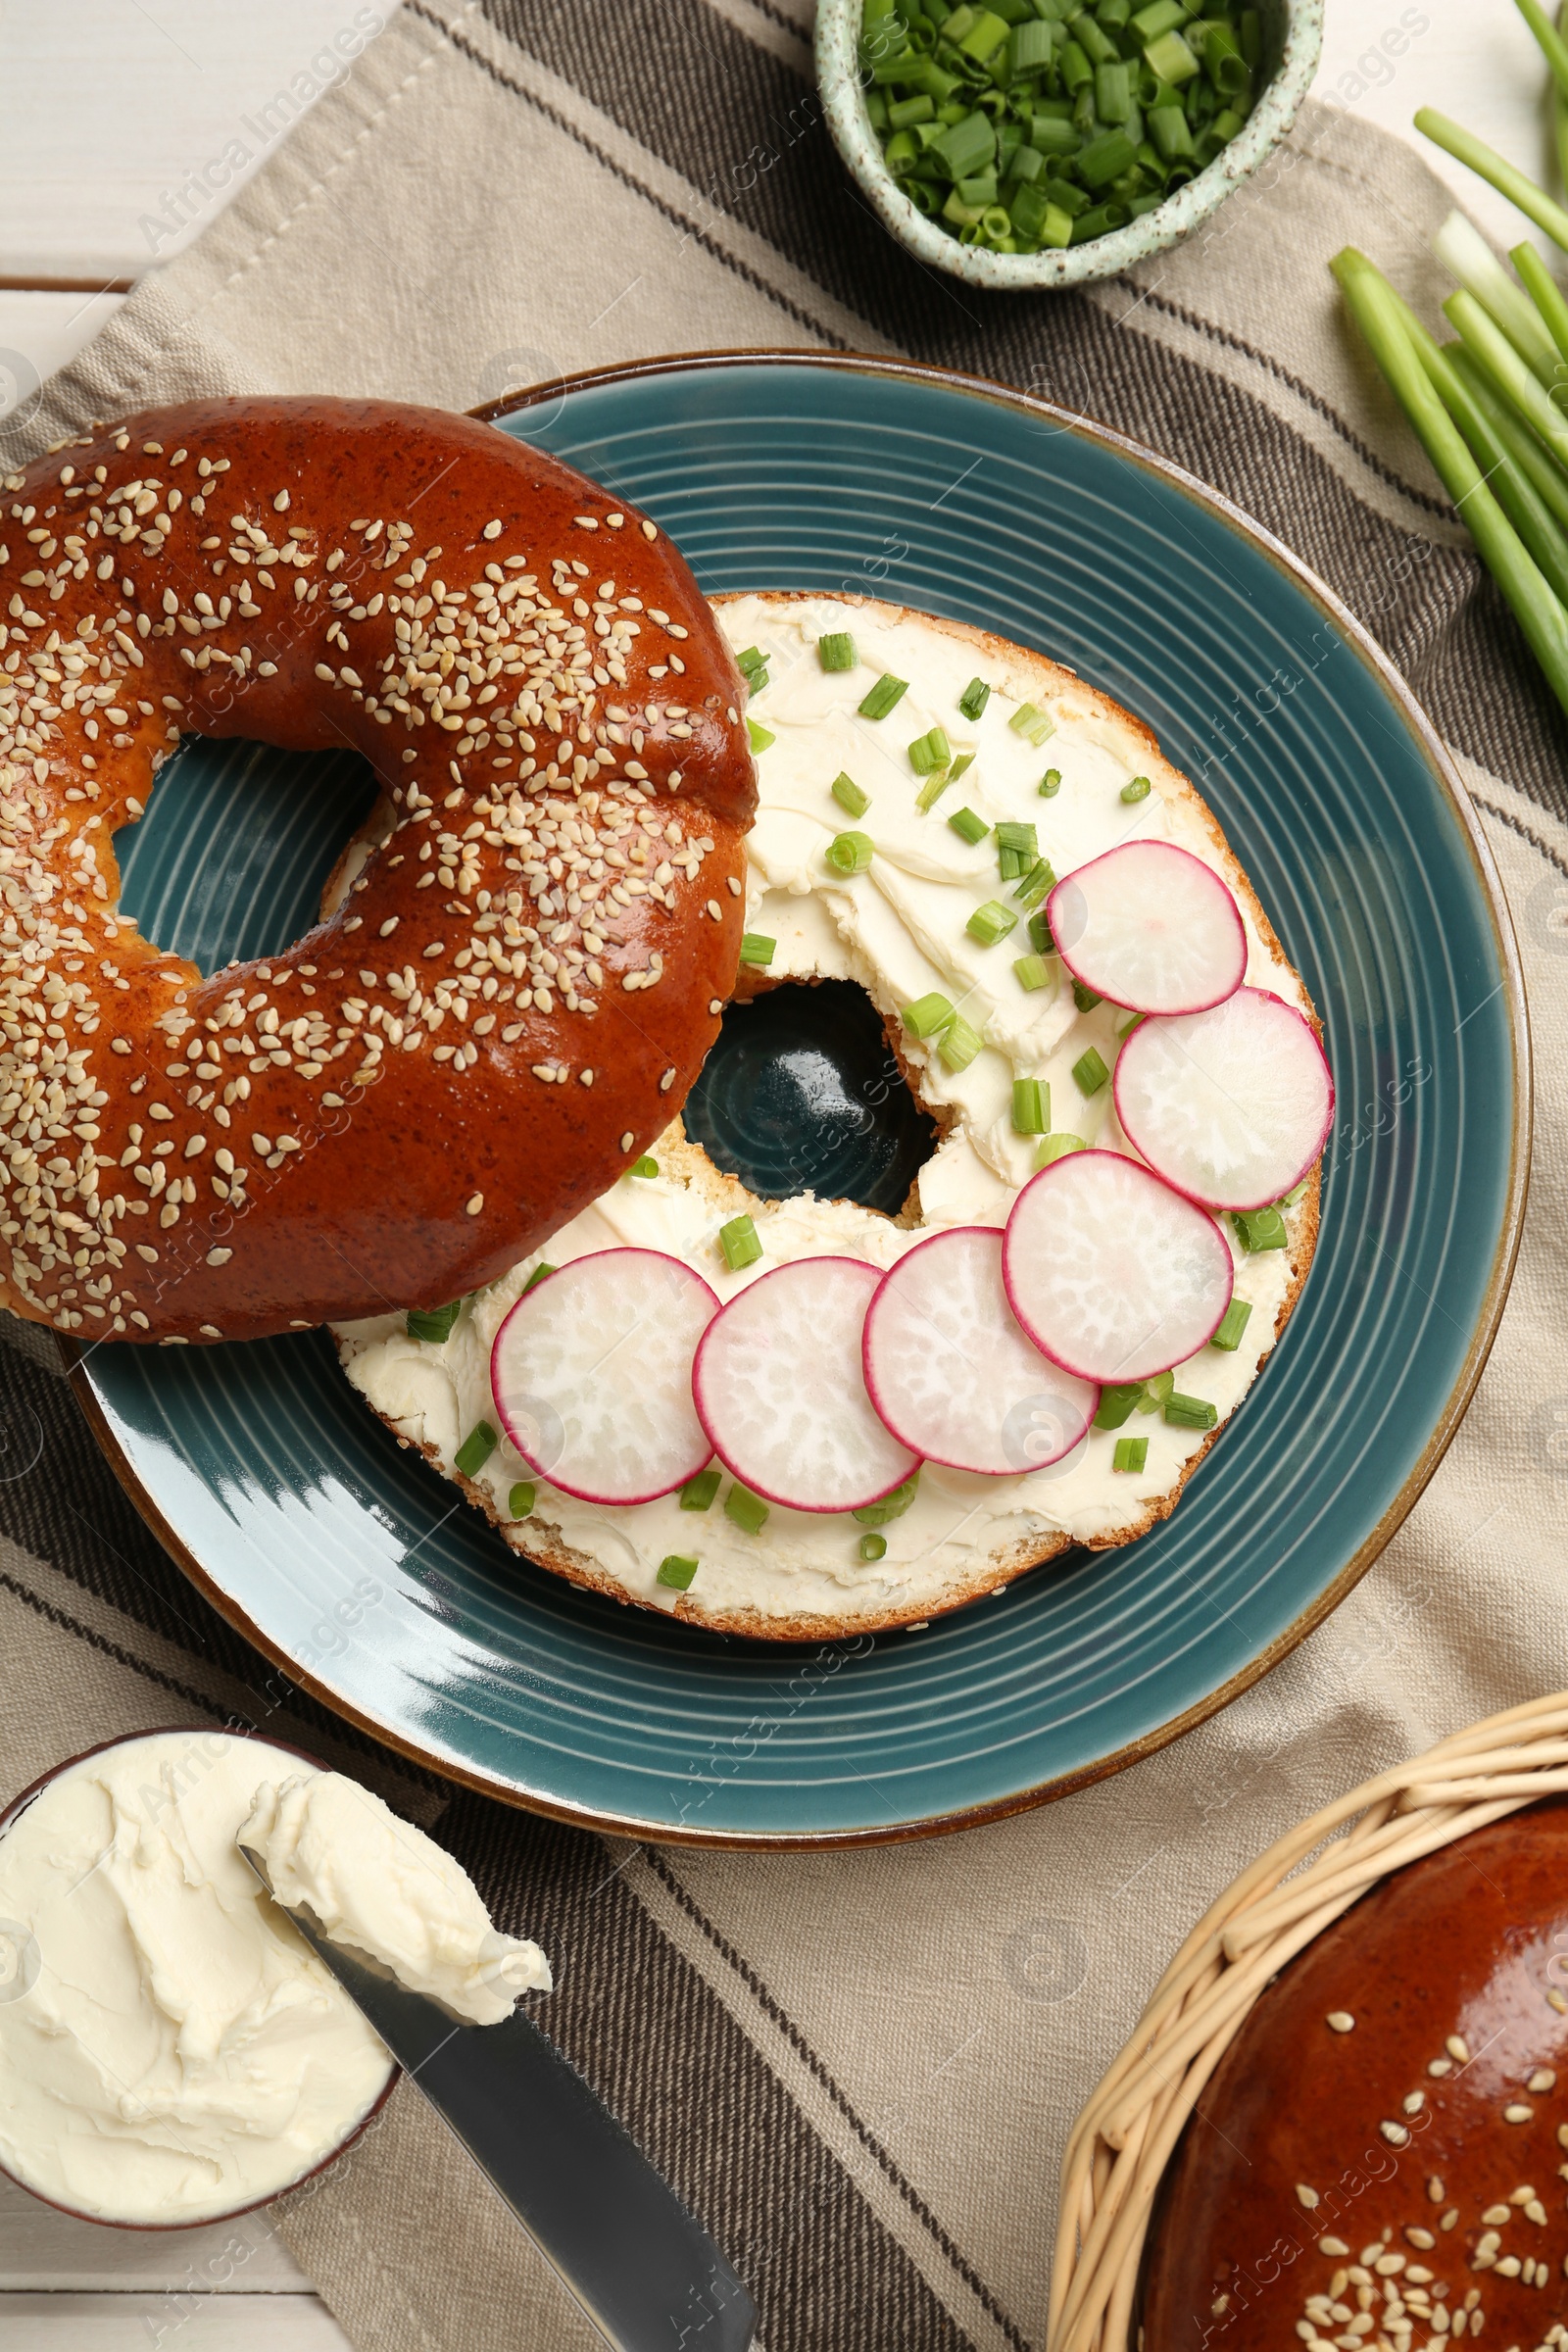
xmin=71 ymin=356 xmax=1528 ymax=1846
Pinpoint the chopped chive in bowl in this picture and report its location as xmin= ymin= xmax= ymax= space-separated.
xmin=854 ymin=0 xmax=1271 ymax=262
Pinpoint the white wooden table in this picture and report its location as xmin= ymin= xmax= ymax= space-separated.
xmin=0 ymin=2167 xmax=349 ymax=2350
xmin=0 ymin=0 xmax=1534 ymax=2341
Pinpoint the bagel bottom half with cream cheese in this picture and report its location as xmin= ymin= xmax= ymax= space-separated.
xmin=334 ymin=594 xmax=1327 ymax=1641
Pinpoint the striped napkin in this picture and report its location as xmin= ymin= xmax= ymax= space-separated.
xmin=3 ymin=8 xmax=1567 ymax=2347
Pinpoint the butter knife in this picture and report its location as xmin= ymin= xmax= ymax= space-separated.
xmin=240 ymin=1846 xmax=757 ymax=2352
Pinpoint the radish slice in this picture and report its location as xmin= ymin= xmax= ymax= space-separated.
xmin=863 ymin=1228 xmax=1099 ymax=1477
xmin=490 ymin=1249 xmax=717 ymax=1505
xmin=1113 ymin=987 xmax=1334 ymax=1211
xmin=1047 ymin=841 xmax=1247 ymax=1014
xmin=692 ymin=1257 xmax=919 ymax=1514
xmin=1003 ymin=1150 xmax=1233 ymax=1383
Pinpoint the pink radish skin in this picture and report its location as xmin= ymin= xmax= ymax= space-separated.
xmin=863 ymin=1227 xmax=1099 ymax=1477
xmin=1047 ymin=841 xmax=1247 ymax=1015
xmin=1113 ymin=987 xmax=1334 ymax=1212
xmin=1003 ymin=1151 xmax=1233 ymax=1384
xmin=490 ymin=1249 xmax=717 ymax=1505
xmin=692 ymin=1257 xmax=919 ymax=1514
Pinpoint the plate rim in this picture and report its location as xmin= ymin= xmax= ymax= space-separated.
xmin=67 ymin=349 xmax=1532 ymax=1849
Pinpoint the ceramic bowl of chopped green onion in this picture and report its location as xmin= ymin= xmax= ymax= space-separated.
xmin=816 ymin=0 xmax=1321 ymax=289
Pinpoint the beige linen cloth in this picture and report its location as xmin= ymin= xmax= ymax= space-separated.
xmin=1 ymin=7 xmax=1566 ymax=2348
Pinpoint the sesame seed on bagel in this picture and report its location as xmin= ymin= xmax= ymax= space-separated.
xmin=0 ymin=397 xmax=755 ymax=1344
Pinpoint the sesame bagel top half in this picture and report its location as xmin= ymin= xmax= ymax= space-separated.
xmin=0 ymin=397 xmax=755 ymax=1344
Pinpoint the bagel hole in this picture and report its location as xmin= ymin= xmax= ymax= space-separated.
xmin=112 ymin=738 xmax=382 ymax=973
xmin=684 ymin=979 xmax=939 ymax=1218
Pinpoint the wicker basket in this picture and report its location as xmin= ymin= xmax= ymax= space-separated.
xmin=1048 ymin=1692 xmax=1568 ymax=2352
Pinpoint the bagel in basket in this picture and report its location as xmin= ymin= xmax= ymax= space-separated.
xmin=334 ymin=594 xmax=1330 ymax=1640
xmin=1051 ymin=1704 xmax=1568 ymax=2352
xmin=1143 ymin=1797 xmax=1568 ymax=2347
xmin=0 ymin=398 xmax=752 ymax=1345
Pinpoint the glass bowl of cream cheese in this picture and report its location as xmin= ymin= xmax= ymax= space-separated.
xmin=0 ymin=1727 xmax=548 ymax=2229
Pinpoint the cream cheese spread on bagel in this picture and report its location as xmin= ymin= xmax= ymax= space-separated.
xmin=334 ymin=595 xmax=1322 ymax=1640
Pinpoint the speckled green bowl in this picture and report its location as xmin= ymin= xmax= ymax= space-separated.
xmin=815 ymin=0 xmax=1323 ymax=291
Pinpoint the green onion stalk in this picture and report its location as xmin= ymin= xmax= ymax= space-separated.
xmin=1329 ymin=248 xmax=1568 ymax=720
xmin=1414 ymin=107 xmax=1568 ymax=252
xmin=1420 ymin=333 xmax=1568 ymax=608
xmin=1430 ymin=207 xmax=1558 ymax=383
xmin=1504 ymin=0 xmax=1568 ymax=190
xmin=1442 ymin=285 xmax=1568 ymax=471
xmin=1342 ymin=249 xmax=1568 ymax=582
xmin=1446 ymin=344 xmax=1568 ymax=535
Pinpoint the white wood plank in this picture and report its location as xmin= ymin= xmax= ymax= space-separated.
xmin=0 ymin=291 xmax=124 ymax=422
xmin=1318 ymin=0 xmax=1559 ymax=256
xmin=0 ymin=2169 xmax=314 ymax=2292
xmin=0 ymin=2291 xmax=352 ymax=2348
xmin=0 ymin=0 xmax=390 ymax=281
